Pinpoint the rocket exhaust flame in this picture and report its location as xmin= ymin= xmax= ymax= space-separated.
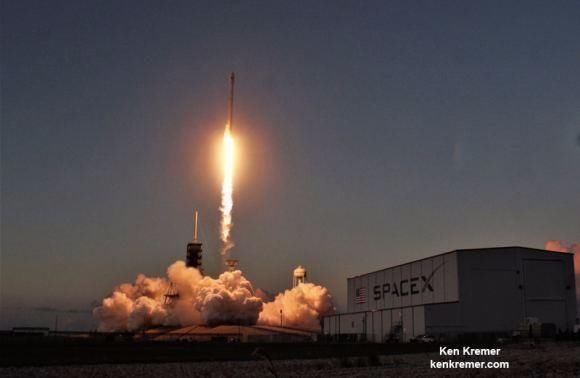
xmin=220 ymin=72 xmax=235 ymax=260
xmin=220 ymin=73 xmax=236 ymax=259
xmin=220 ymin=125 xmax=235 ymax=256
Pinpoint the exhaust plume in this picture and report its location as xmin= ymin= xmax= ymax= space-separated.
xmin=220 ymin=126 xmax=235 ymax=257
xmin=258 ymin=283 xmax=335 ymax=331
xmin=94 ymin=261 xmax=334 ymax=332
xmin=93 ymin=275 xmax=171 ymax=332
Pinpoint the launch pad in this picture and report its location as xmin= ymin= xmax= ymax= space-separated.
xmin=144 ymin=324 xmax=316 ymax=343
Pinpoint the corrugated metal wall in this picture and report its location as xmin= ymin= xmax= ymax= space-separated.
xmin=323 ymin=306 xmax=428 ymax=342
xmin=325 ymin=247 xmax=577 ymax=342
xmin=347 ymin=252 xmax=459 ymax=312
xmin=457 ymin=248 xmax=576 ymax=333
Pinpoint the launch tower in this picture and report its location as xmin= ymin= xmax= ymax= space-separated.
xmin=186 ymin=210 xmax=203 ymax=274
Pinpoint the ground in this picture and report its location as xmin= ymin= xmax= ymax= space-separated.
xmin=1 ymin=341 xmax=578 ymax=377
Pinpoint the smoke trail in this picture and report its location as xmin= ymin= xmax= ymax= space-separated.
xmin=220 ymin=126 xmax=235 ymax=257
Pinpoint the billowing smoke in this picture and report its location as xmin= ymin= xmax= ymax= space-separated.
xmin=544 ymin=240 xmax=580 ymax=305
xmin=168 ymin=261 xmax=263 ymax=326
xmin=93 ymin=275 xmax=172 ymax=332
xmin=258 ymin=283 xmax=335 ymax=331
xmin=93 ymin=262 xmax=333 ymax=332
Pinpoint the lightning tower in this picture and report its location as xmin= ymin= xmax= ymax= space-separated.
xmin=186 ymin=210 xmax=203 ymax=273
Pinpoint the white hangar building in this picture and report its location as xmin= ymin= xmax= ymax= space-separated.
xmin=323 ymin=247 xmax=577 ymax=342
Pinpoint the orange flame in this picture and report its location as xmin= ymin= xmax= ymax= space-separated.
xmin=220 ymin=125 xmax=235 ymax=256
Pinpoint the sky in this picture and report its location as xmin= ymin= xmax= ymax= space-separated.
xmin=1 ymin=0 xmax=579 ymax=330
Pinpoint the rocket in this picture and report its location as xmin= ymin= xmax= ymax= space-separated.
xmin=227 ymin=72 xmax=235 ymax=132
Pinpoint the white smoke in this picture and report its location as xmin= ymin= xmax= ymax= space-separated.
xmin=128 ymin=296 xmax=172 ymax=331
xmin=93 ymin=274 xmax=172 ymax=332
xmin=94 ymin=262 xmax=334 ymax=332
xmin=258 ymin=283 xmax=335 ymax=331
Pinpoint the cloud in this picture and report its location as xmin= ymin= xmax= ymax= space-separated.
xmin=93 ymin=261 xmax=334 ymax=332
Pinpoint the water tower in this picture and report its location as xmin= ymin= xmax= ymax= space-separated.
xmin=293 ymin=265 xmax=307 ymax=287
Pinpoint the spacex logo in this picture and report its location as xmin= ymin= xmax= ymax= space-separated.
xmin=372 ymin=263 xmax=443 ymax=300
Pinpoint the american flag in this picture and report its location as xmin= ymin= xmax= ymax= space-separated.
xmin=355 ymin=287 xmax=367 ymax=304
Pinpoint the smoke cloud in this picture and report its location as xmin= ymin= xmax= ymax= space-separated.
xmin=93 ymin=274 xmax=171 ymax=332
xmin=93 ymin=262 xmax=334 ymax=332
xmin=258 ymin=283 xmax=335 ymax=331
xmin=544 ymin=240 xmax=580 ymax=306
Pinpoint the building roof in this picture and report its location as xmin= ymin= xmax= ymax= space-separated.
xmin=348 ymin=246 xmax=573 ymax=279
xmin=144 ymin=324 xmax=316 ymax=341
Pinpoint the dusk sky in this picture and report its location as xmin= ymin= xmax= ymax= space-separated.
xmin=2 ymin=1 xmax=579 ymax=330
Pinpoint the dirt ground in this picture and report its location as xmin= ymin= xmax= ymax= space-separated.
xmin=1 ymin=341 xmax=578 ymax=377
